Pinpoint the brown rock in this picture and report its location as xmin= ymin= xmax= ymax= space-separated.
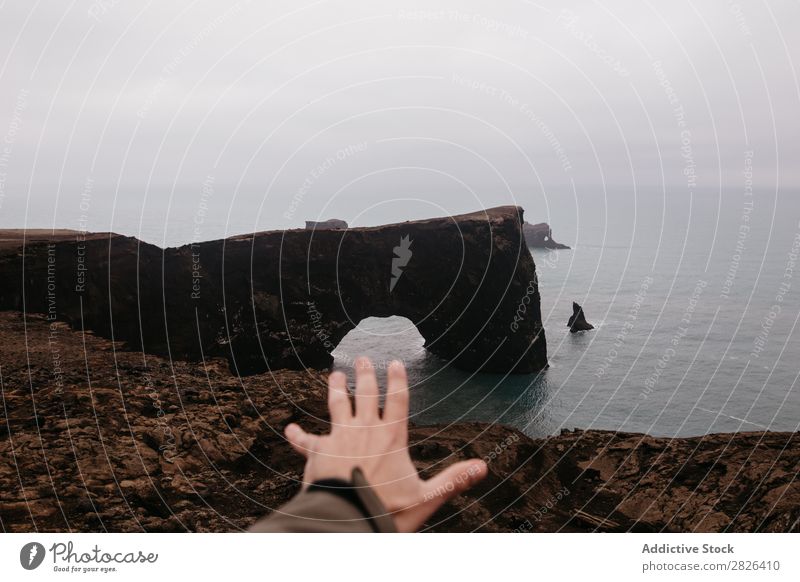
xmin=0 ymin=312 xmax=796 ymax=533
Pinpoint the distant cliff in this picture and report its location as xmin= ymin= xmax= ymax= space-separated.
xmin=305 ymin=219 xmax=348 ymax=230
xmin=523 ymin=222 xmax=569 ymax=249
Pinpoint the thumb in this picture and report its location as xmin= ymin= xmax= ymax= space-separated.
xmin=397 ymin=459 xmax=487 ymax=532
xmin=423 ymin=459 xmax=487 ymax=505
xmin=284 ymin=423 xmax=318 ymax=458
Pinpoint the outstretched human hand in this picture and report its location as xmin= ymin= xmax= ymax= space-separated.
xmin=284 ymin=357 xmax=488 ymax=532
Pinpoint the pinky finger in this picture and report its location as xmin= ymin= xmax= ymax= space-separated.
xmin=284 ymin=423 xmax=317 ymax=458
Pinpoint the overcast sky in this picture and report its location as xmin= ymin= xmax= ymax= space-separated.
xmin=1 ymin=0 xmax=798 ymax=239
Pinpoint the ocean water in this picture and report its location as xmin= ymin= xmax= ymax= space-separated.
xmin=334 ymin=190 xmax=800 ymax=438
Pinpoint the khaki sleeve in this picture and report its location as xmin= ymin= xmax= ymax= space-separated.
xmin=248 ymin=468 xmax=397 ymax=533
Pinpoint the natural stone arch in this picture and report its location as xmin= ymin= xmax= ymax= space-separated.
xmin=265 ymin=206 xmax=548 ymax=374
xmin=0 ymin=207 xmax=548 ymax=375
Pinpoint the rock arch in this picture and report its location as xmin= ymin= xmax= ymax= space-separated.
xmin=0 ymin=206 xmax=548 ymax=375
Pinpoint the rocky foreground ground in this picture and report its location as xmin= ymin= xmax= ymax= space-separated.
xmin=1 ymin=311 xmax=797 ymax=532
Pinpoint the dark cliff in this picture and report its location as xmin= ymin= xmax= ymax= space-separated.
xmin=0 ymin=207 xmax=547 ymax=375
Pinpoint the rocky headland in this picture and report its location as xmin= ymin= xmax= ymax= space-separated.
xmin=0 ymin=206 xmax=547 ymax=375
xmin=0 ymin=311 xmax=797 ymax=532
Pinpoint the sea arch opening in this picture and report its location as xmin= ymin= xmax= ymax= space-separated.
xmin=331 ymin=315 xmax=427 ymax=373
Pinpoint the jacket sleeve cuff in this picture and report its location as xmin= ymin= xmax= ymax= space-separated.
xmin=348 ymin=467 xmax=397 ymax=532
xmin=248 ymin=467 xmax=397 ymax=533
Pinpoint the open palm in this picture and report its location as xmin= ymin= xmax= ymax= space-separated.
xmin=284 ymin=357 xmax=487 ymax=532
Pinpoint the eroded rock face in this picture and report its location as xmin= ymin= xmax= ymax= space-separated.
xmin=0 ymin=207 xmax=547 ymax=375
xmin=0 ymin=312 xmax=796 ymax=533
xmin=568 ymin=301 xmax=594 ymax=333
xmin=523 ymin=222 xmax=569 ymax=249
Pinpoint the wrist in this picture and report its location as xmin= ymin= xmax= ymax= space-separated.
xmin=308 ymin=468 xmax=397 ymax=533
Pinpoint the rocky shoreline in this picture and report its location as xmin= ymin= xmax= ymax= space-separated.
xmin=1 ymin=311 xmax=797 ymax=532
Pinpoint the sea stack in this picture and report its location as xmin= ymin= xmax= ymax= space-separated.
xmin=568 ymin=302 xmax=594 ymax=333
